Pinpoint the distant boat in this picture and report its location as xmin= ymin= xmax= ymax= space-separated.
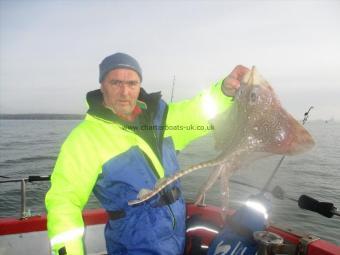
xmin=325 ymin=117 xmax=335 ymax=124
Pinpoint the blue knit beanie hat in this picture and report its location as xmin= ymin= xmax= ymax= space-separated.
xmin=99 ymin=52 xmax=142 ymax=83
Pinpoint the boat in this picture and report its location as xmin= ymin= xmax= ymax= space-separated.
xmin=0 ymin=175 xmax=339 ymax=255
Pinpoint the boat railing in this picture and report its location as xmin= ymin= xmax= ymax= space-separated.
xmin=0 ymin=175 xmax=51 ymax=219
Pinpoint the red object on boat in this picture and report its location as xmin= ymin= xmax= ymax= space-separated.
xmin=0 ymin=208 xmax=108 ymax=235
xmin=0 ymin=203 xmax=339 ymax=255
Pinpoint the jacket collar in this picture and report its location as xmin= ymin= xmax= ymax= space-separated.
xmin=86 ymin=88 xmax=162 ymax=123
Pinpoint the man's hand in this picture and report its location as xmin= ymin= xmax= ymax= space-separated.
xmin=222 ymin=65 xmax=250 ymax=97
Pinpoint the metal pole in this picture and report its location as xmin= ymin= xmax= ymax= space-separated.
xmin=20 ymin=179 xmax=26 ymax=219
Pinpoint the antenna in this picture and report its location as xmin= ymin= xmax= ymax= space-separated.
xmin=170 ymin=75 xmax=176 ymax=102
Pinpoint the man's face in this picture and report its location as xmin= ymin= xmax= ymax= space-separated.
xmin=101 ymin=68 xmax=141 ymax=118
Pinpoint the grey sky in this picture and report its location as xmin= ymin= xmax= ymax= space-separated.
xmin=1 ymin=0 xmax=339 ymax=120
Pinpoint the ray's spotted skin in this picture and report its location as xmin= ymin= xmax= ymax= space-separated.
xmin=128 ymin=67 xmax=315 ymax=206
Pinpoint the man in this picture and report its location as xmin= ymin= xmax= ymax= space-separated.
xmin=45 ymin=52 xmax=249 ymax=255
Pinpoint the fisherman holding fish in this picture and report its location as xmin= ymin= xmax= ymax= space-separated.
xmin=45 ymin=52 xmax=249 ymax=255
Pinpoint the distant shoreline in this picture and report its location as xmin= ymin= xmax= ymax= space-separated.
xmin=0 ymin=114 xmax=84 ymax=120
xmin=0 ymin=114 xmax=337 ymax=122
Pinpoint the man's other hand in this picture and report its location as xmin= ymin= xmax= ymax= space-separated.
xmin=222 ymin=65 xmax=250 ymax=97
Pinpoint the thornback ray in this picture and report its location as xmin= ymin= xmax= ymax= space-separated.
xmin=128 ymin=66 xmax=315 ymax=206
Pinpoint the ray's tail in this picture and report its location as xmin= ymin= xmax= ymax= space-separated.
xmin=128 ymin=157 xmax=225 ymax=206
